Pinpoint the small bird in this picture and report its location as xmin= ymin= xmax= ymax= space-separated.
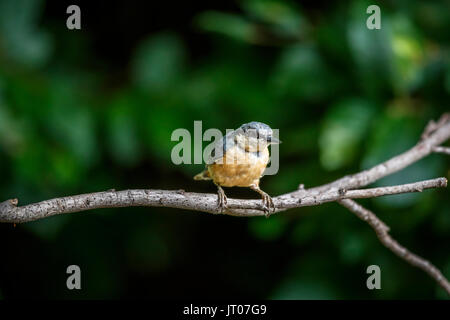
xmin=194 ymin=121 xmax=280 ymax=215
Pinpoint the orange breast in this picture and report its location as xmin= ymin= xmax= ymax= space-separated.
xmin=208 ymin=146 xmax=269 ymax=187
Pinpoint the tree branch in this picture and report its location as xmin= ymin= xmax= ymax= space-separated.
xmin=434 ymin=146 xmax=450 ymax=155
xmin=2 ymin=113 xmax=449 ymax=221
xmin=288 ymin=114 xmax=450 ymax=198
xmin=0 ymin=177 xmax=446 ymax=223
xmin=339 ymin=198 xmax=450 ymax=295
xmin=1 ymin=113 xmax=450 ymax=295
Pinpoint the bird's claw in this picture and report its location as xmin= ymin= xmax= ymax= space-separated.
xmin=261 ymin=194 xmax=275 ymax=218
xmin=217 ymin=188 xmax=228 ymax=213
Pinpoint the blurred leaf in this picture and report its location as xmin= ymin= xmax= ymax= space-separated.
xmin=131 ymin=33 xmax=185 ymax=92
xmin=0 ymin=0 xmax=52 ymax=68
xmin=197 ymin=60 xmax=282 ymax=123
xmin=271 ymin=44 xmax=337 ymax=101
xmin=143 ymin=106 xmax=188 ymax=163
xmin=195 ymin=11 xmax=255 ymax=43
xmin=47 ymin=96 xmax=98 ymax=167
xmin=282 ymin=124 xmax=319 ymax=155
xmin=390 ymin=14 xmax=425 ymax=93
xmin=362 ymin=110 xmax=418 ymax=171
xmin=48 ymin=148 xmax=81 ymax=187
xmin=347 ymin=0 xmax=393 ymax=96
xmin=362 ymin=109 xmax=444 ymax=208
xmin=181 ymin=70 xmax=218 ymax=109
xmin=249 ymin=215 xmax=287 ymax=241
xmin=316 ymin=8 xmax=351 ymax=61
xmin=13 ymin=140 xmax=47 ymax=185
xmin=414 ymin=2 xmax=450 ymax=43
xmin=241 ymin=0 xmax=307 ymax=38
xmin=338 ymin=231 xmax=367 ymax=264
xmin=0 ymin=101 xmax=25 ymax=155
xmin=106 ymin=96 xmax=141 ymax=166
xmin=319 ymin=98 xmax=376 ymax=170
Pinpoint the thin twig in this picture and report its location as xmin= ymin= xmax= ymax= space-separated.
xmin=434 ymin=146 xmax=450 ymax=155
xmin=421 ymin=113 xmax=450 ymax=141
xmin=339 ymin=198 xmax=450 ymax=295
xmin=289 ymin=115 xmax=450 ymax=198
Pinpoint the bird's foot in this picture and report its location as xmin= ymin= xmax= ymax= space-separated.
xmin=216 ymin=186 xmax=228 ymax=213
xmin=261 ymin=194 xmax=275 ymax=218
xmin=250 ymin=184 xmax=276 ymax=218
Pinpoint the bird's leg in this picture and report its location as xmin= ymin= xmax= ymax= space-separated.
xmin=250 ymin=184 xmax=275 ymax=217
xmin=214 ymin=183 xmax=228 ymax=213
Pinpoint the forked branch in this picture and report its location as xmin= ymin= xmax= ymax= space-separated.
xmin=1 ymin=113 xmax=449 ymax=295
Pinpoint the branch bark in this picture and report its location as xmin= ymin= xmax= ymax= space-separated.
xmin=434 ymin=146 xmax=450 ymax=155
xmin=0 ymin=178 xmax=447 ymax=222
xmin=1 ymin=113 xmax=450 ymax=295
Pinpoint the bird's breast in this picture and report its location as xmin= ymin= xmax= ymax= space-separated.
xmin=208 ymin=146 xmax=269 ymax=187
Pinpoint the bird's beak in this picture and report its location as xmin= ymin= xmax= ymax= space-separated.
xmin=269 ymin=137 xmax=281 ymax=144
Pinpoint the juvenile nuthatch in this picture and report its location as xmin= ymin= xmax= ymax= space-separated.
xmin=194 ymin=122 xmax=280 ymax=215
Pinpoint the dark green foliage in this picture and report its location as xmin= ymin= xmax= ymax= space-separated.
xmin=0 ymin=0 xmax=448 ymax=299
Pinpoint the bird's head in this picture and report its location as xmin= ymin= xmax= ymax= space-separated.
xmin=234 ymin=121 xmax=281 ymax=152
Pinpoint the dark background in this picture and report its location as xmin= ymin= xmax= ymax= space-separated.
xmin=0 ymin=0 xmax=449 ymax=299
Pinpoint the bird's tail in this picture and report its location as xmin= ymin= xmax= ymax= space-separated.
xmin=194 ymin=170 xmax=211 ymax=181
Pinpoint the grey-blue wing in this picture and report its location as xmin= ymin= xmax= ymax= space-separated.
xmin=206 ymin=130 xmax=236 ymax=165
